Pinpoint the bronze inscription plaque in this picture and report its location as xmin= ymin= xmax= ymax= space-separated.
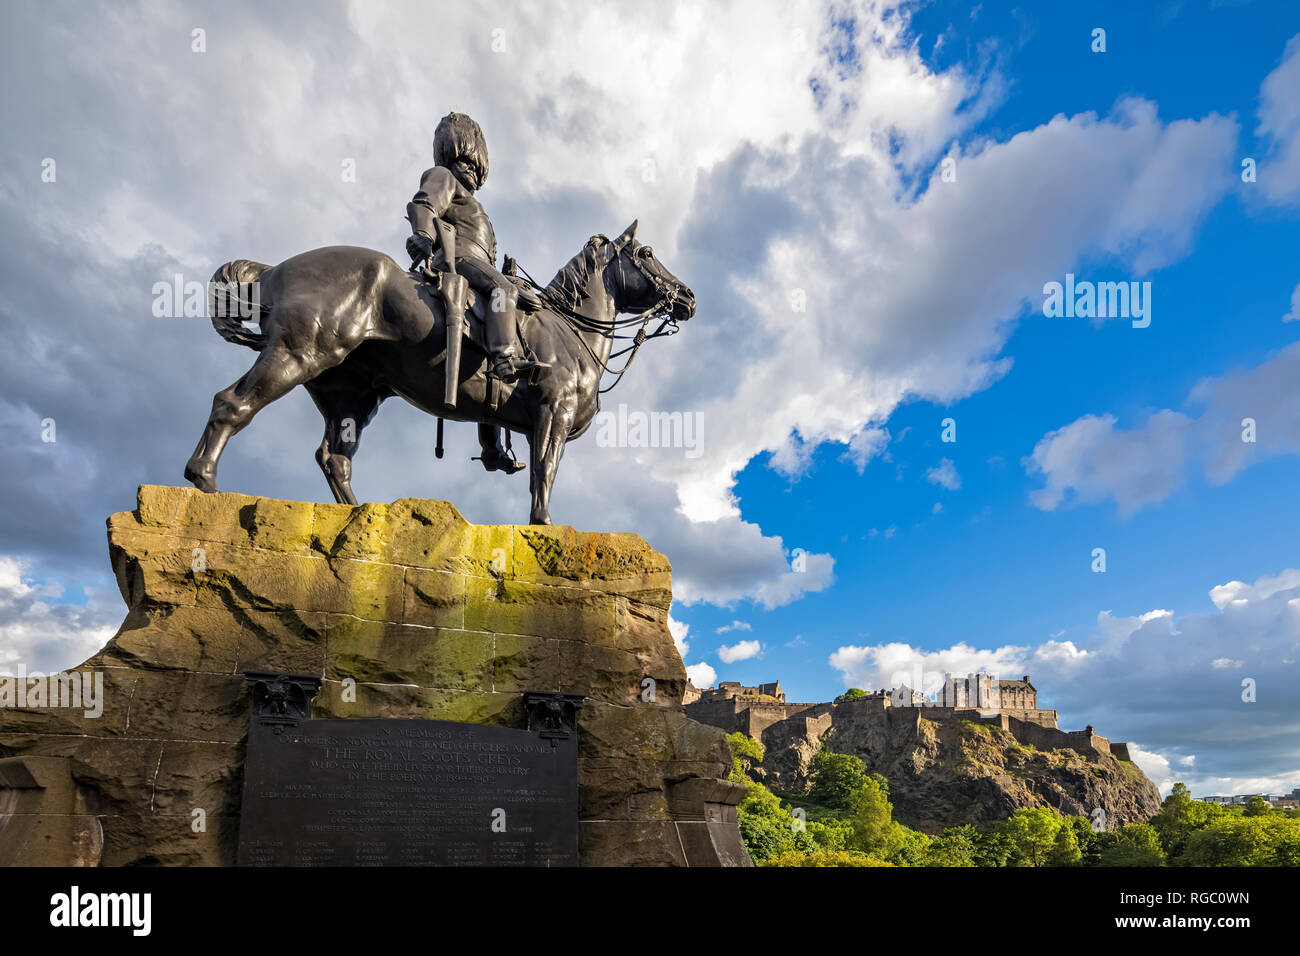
xmin=236 ymin=718 xmax=578 ymax=866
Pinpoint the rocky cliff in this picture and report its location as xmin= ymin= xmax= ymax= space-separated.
xmin=755 ymin=703 xmax=1162 ymax=832
xmin=0 ymin=485 xmax=749 ymax=866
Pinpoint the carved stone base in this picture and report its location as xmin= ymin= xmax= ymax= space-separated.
xmin=0 ymin=485 xmax=751 ymax=866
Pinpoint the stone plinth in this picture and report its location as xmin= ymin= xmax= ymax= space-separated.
xmin=0 ymin=485 xmax=749 ymax=867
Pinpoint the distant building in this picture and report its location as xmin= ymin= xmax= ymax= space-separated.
xmin=936 ymin=673 xmax=1037 ymax=711
xmin=694 ymin=680 xmax=786 ymax=703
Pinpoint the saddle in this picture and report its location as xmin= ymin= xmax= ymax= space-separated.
xmin=416 ymin=260 xmax=545 ymax=410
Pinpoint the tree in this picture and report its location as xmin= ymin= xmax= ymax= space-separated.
xmin=1002 ymin=807 xmax=1062 ymax=867
xmin=891 ymin=827 xmax=933 ymax=867
xmin=806 ymin=818 xmax=854 ymax=852
xmin=808 ymin=746 xmax=868 ymax=809
xmin=725 ymin=732 xmax=765 ymax=783
xmin=834 ymin=688 xmax=869 ymax=704
xmin=970 ymin=827 xmax=1014 ymax=867
xmin=847 ymin=775 xmax=907 ymax=860
xmin=1098 ymin=823 xmax=1165 ymax=867
xmin=735 ymin=781 xmax=797 ymax=863
xmin=1244 ymin=796 xmax=1272 ymax=817
xmin=1177 ymin=816 xmax=1300 ymax=866
xmin=1047 ymin=820 xmax=1082 ymax=866
xmin=1151 ymin=781 xmax=1225 ymax=859
xmin=925 ymin=826 xmax=977 ymax=867
xmin=1064 ymin=815 xmax=1103 ymax=866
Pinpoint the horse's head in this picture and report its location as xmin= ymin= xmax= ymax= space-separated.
xmin=607 ymin=220 xmax=696 ymax=323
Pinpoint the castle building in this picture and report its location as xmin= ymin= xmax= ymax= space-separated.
xmin=939 ymin=674 xmax=1037 ymax=710
xmin=692 ymin=680 xmax=786 ymax=704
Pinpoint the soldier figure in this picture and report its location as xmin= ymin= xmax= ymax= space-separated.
xmin=406 ymin=112 xmax=535 ymax=473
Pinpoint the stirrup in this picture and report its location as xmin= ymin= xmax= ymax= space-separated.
xmin=474 ymin=447 xmax=526 ymax=474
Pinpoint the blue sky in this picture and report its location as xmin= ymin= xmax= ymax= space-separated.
xmin=665 ymin=1 xmax=1300 ymax=795
xmin=1 ymin=0 xmax=1297 ymax=797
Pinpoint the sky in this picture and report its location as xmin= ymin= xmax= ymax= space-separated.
xmin=1 ymin=0 xmax=1298 ymax=799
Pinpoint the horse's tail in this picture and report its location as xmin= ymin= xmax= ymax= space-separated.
xmin=208 ymin=259 xmax=272 ymax=350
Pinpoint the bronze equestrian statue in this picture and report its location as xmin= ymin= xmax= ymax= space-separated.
xmin=185 ymin=113 xmax=694 ymax=525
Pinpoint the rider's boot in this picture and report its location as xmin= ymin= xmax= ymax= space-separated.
xmin=485 ymin=292 xmax=547 ymax=383
xmin=476 ymin=424 xmax=525 ymax=474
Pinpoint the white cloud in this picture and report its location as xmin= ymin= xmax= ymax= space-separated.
xmin=1131 ymin=742 xmax=1300 ymax=798
xmin=668 ymin=613 xmax=691 ymax=659
xmin=716 ymin=620 xmax=752 ymax=634
xmin=831 ymin=568 xmax=1300 ymax=795
xmin=0 ymin=557 xmax=118 ymax=674
xmin=925 ymin=458 xmax=962 ymax=491
xmin=1254 ymin=34 xmax=1300 ymax=207
xmin=1284 ymin=282 xmax=1300 ymax=322
xmin=1025 ymin=342 xmax=1300 ymax=515
xmin=685 ymin=662 xmax=717 ymax=688
xmin=717 ymin=639 xmax=763 ymax=663
xmin=1209 ymin=569 xmax=1300 ymax=609
xmin=829 ymin=640 xmax=1027 ymax=697
xmin=1024 ymin=411 xmax=1194 ymax=517
xmin=842 ymin=427 xmax=891 ymax=473
xmin=1126 ymin=744 xmax=1176 ymax=793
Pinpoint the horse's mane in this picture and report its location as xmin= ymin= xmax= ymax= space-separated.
xmin=543 ymin=236 xmax=608 ymax=311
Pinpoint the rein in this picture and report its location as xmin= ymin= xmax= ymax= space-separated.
xmin=518 ymin=248 xmax=681 ymax=394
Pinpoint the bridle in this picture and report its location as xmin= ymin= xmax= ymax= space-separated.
xmin=520 ymin=234 xmax=685 ymax=393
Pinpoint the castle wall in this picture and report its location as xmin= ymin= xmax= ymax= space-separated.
xmin=744 ymin=701 xmax=830 ymax=738
xmin=1004 ymin=716 xmax=1112 ymax=757
xmin=683 ymin=698 xmax=830 ymax=738
xmin=683 ymin=698 xmax=750 ymax=734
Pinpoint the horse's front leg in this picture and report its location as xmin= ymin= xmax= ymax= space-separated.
xmin=527 ymin=401 xmax=575 ymax=525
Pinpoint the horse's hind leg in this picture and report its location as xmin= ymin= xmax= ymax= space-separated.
xmin=185 ymin=322 xmax=350 ymax=492
xmin=305 ymin=377 xmax=382 ymax=506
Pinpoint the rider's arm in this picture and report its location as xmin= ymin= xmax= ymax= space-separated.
xmin=406 ymin=167 xmax=459 ymax=271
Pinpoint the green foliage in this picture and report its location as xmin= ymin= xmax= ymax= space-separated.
xmin=970 ymin=827 xmax=1015 ymax=867
xmin=808 ymin=746 xmax=868 ymax=809
xmin=736 ymin=781 xmax=797 ymax=863
xmin=738 ymin=771 xmax=1300 ymax=868
xmin=891 ymin=827 xmax=933 ymax=867
xmin=763 ymin=849 xmax=893 ymax=867
xmin=834 ymin=688 xmax=869 ymax=704
xmin=1177 ymin=815 xmax=1300 ymax=866
xmin=1065 ymin=815 xmax=1105 ymax=866
xmin=924 ymin=826 xmax=977 ymax=867
xmin=846 ymin=775 xmax=909 ymax=860
xmin=1098 ymin=823 xmax=1166 ymax=867
xmin=1150 ymin=782 xmax=1225 ymax=859
xmin=805 ymin=817 xmax=855 ymax=851
xmin=1243 ymin=796 xmax=1272 ymax=817
xmin=1047 ymin=819 xmax=1082 ymax=866
xmin=726 ymin=731 xmax=764 ymax=783
xmin=1001 ymin=807 xmax=1062 ymax=867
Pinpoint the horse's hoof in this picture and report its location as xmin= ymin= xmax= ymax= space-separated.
xmin=184 ymin=462 xmax=218 ymax=493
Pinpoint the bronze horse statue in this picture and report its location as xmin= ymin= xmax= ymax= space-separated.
xmin=185 ymin=221 xmax=694 ymax=524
